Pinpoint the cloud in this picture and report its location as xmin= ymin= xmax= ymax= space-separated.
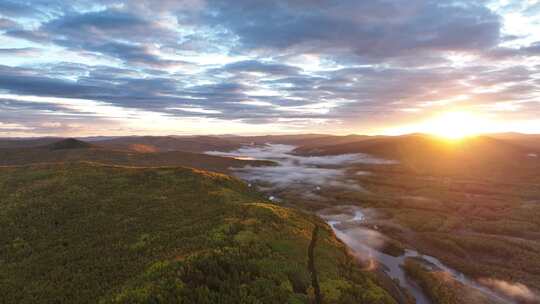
xmin=0 ymin=95 xmax=125 ymax=136
xmin=6 ymin=8 xmax=185 ymax=67
xmin=0 ymin=1 xmax=39 ymax=17
xmin=479 ymin=278 xmax=538 ymax=302
xmin=0 ymin=65 xmax=100 ymax=97
xmin=219 ymin=60 xmax=302 ymax=76
xmin=0 ymin=47 xmax=41 ymax=56
xmin=0 ymin=17 xmax=19 ymax=30
xmin=0 ymin=98 xmax=77 ymax=113
xmin=81 ymin=42 xmax=189 ymax=68
xmin=485 ymin=43 xmax=540 ymax=61
xmin=200 ymin=0 xmax=501 ymax=59
xmin=0 ymin=0 xmax=539 ymax=135
xmin=0 ymin=122 xmax=32 ymax=130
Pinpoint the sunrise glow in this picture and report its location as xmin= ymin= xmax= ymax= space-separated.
xmin=424 ymin=111 xmax=487 ymax=139
xmin=0 ymin=1 xmax=539 ymax=136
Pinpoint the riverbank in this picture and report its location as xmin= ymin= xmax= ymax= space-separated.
xmin=206 ymin=143 xmax=538 ymax=304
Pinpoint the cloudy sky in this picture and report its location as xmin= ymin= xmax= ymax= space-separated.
xmin=0 ymin=0 xmax=539 ymax=136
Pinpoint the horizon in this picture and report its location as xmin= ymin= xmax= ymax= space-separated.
xmin=2 ymin=130 xmax=540 ymax=140
xmin=1 ymin=1 xmax=540 ymax=137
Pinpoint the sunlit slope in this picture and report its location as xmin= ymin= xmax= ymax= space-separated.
xmin=295 ymin=134 xmax=540 ymax=178
xmin=0 ymin=163 xmax=394 ymax=304
xmin=490 ymin=133 xmax=540 ymax=150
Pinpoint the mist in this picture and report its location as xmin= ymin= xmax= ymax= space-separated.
xmin=479 ymin=278 xmax=538 ymax=303
xmin=207 ymin=144 xmax=395 ymax=195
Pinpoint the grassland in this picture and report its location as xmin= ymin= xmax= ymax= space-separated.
xmin=0 ymin=162 xmax=395 ymax=304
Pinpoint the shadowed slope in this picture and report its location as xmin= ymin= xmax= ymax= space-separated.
xmin=0 ymin=137 xmax=63 ymax=149
xmin=98 ymin=136 xmax=243 ymax=153
xmin=0 ymin=139 xmax=274 ymax=174
xmin=47 ymin=138 xmax=94 ymax=150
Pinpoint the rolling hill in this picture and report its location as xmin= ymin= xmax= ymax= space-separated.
xmin=0 ymin=137 xmax=63 ymax=149
xmin=94 ymin=134 xmax=352 ymax=153
xmin=294 ymin=134 xmax=540 ymax=178
xmin=489 ymin=133 xmax=540 ymax=150
xmin=221 ymin=134 xmax=347 ymax=146
xmin=294 ymin=134 xmax=530 ymax=158
xmin=0 ymin=139 xmax=273 ymax=174
xmin=47 ymin=138 xmax=95 ymax=150
xmin=97 ymin=135 xmax=244 ymax=153
xmin=0 ymin=162 xmax=395 ymax=304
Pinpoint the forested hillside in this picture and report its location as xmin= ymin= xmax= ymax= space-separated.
xmin=0 ymin=162 xmax=395 ymax=304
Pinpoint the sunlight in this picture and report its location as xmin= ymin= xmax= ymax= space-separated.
xmin=383 ymin=111 xmax=493 ymax=139
xmin=425 ymin=111 xmax=485 ymax=140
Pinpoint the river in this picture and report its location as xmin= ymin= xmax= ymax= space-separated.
xmin=320 ymin=206 xmax=513 ymax=304
xmin=206 ymin=144 xmax=516 ymax=304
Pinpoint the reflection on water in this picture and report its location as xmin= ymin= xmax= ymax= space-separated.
xmin=207 ymin=144 xmax=515 ymax=304
xmin=321 ymin=207 xmax=431 ymax=304
xmin=321 ymin=206 xmax=513 ymax=304
xmin=232 ymin=156 xmax=256 ymax=160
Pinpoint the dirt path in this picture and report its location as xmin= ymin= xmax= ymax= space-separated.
xmin=308 ymin=225 xmax=322 ymax=304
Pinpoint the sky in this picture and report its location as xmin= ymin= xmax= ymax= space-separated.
xmin=0 ymin=0 xmax=539 ymax=137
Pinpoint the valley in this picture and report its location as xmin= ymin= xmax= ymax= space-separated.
xmin=204 ymin=134 xmax=540 ymax=304
xmin=0 ymin=162 xmax=395 ymax=303
xmin=1 ymin=133 xmax=539 ymax=304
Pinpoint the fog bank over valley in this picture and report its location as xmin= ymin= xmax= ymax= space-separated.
xmin=207 ymin=144 xmax=396 ymax=196
xmin=207 ymin=143 xmax=538 ymax=304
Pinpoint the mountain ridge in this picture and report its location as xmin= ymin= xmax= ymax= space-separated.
xmin=0 ymin=162 xmax=396 ymax=304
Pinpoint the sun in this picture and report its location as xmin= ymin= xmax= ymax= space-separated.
xmin=425 ymin=111 xmax=484 ymax=139
xmin=381 ymin=110 xmax=501 ymax=139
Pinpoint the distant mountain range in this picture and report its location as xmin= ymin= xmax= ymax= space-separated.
xmin=2 ymin=133 xmax=540 ymax=303
xmin=2 ymin=133 xmax=538 ymax=177
xmin=0 ymin=138 xmax=273 ymax=173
